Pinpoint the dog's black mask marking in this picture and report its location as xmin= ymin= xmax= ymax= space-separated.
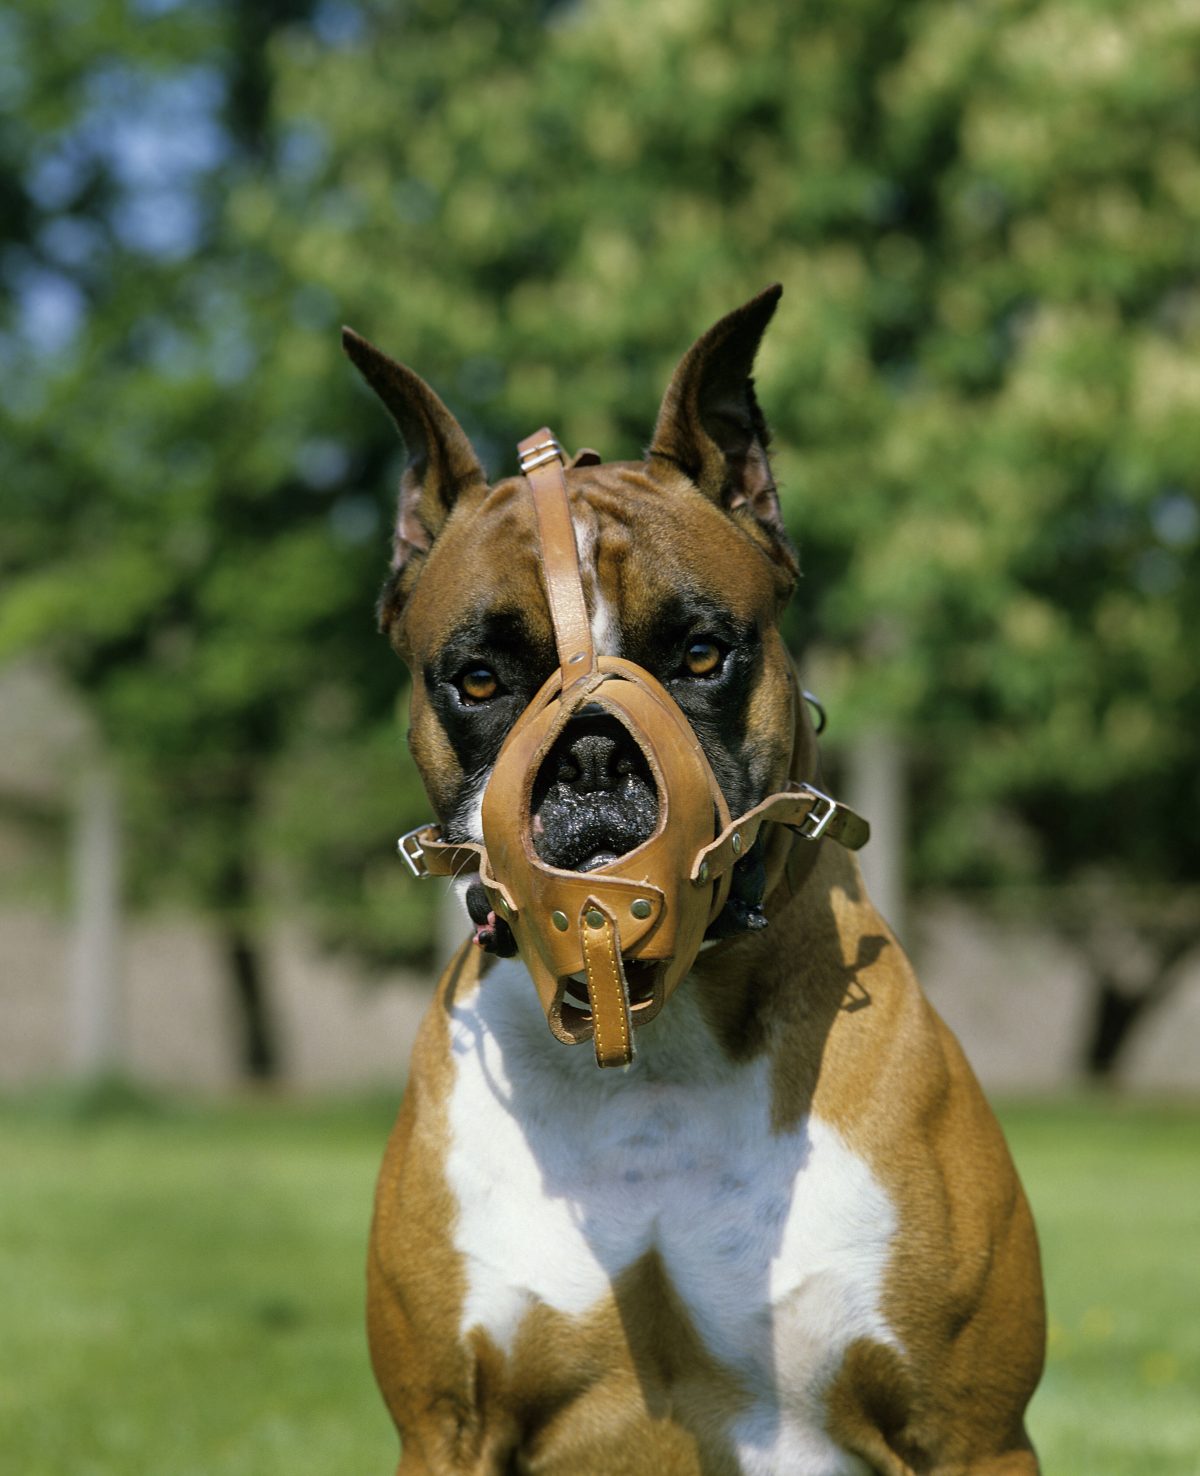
xmin=425 ymin=607 xmax=552 ymax=844
xmin=434 ymin=595 xmax=774 ymax=944
xmin=628 ymin=592 xmax=765 ymax=823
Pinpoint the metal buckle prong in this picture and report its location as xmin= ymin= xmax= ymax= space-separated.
xmin=396 ymin=823 xmax=436 ymax=879
xmin=798 ymin=784 xmax=838 ymax=842
xmin=519 ymin=438 xmax=564 ymax=474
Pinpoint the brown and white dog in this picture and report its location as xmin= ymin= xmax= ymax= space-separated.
xmin=343 ymin=286 xmax=1045 ymax=1475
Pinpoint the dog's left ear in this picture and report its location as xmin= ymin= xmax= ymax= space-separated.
xmin=649 ymin=284 xmax=797 ymax=579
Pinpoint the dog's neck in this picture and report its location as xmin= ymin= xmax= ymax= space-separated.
xmin=685 ymin=693 xmax=871 ymax=1080
xmin=759 ymin=671 xmax=825 ymax=904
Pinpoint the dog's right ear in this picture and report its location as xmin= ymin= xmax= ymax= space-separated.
xmin=649 ymin=285 xmax=797 ymax=581
xmin=342 ymin=328 xmax=487 ymax=628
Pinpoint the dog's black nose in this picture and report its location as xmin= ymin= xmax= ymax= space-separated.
xmin=531 ymin=713 xmax=659 ymax=871
xmin=555 ymin=719 xmax=638 ymax=794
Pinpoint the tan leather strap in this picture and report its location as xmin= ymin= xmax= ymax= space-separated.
xmin=397 ymin=825 xmax=484 ymax=879
xmin=517 ymin=428 xmax=595 ymax=680
xmin=402 ymin=775 xmax=868 ymax=893
xmin=691 ymin=782 xmax=869 ymax=884
xmin=579 ymin=897 xmax=634 ymax=1067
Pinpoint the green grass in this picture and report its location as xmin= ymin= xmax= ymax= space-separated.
xmin=0 ymin=1087 xmax=401 ymax=1476
xmin=1 ymin=1090 xmax=1197 ymax=1475
xmin=1005 ymin=1100 xmax=1200 ymax=1476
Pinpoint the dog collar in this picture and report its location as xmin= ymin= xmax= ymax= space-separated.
xmin=397 ymin=429 xmax=869 ymax=1067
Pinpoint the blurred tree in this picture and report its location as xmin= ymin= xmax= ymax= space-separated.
xmin=3 ymin=0 xmax=1197 ymax=1083
xmin=247 ymin=0 xmax=1199 ymax=1077
xmin=0 ymin=0 xmax=433 ymax=1077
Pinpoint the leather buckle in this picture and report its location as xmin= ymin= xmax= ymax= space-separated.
xmin=519 ymin=437 xmax=565 ymax=474
xmin=396 ymin=823 xmax=436 ymax=878
xmin=797 ymin=784 xmax=838 ymax=841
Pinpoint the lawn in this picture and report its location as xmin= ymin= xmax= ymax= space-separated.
xmin=1004 ymin=1100 xmax=1200 ymax=1476
xmin=1 ymin=1089 xmax=1196 ymax=1475
xmin=0 ymin=1089 xmax=400 ymax=1476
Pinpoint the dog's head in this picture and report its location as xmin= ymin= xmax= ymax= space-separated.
xmin=345 ymin=286 xmax=802 ymax=939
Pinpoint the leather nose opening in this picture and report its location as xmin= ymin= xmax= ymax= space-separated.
xmin=530 ymin=712 xmax=660 ymax=872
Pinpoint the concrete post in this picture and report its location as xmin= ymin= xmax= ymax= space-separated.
xmin=67 ymin=764 xmax=123 ymax=1076
xmin=846 ymin=728 xmax=906 ymax=944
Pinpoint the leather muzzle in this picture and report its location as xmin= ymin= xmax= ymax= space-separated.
xmin=478 ymin=653 xmax=733 ymax=1065
xmin=477 ymin=427 xmax=736 ymax=1066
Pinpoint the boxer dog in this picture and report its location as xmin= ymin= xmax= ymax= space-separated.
xmin=343 ymin=286 xmax=1045 ymax=1475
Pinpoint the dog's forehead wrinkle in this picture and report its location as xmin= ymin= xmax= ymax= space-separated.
xmin=447 ymin=605 xmax=539 ymax=655
xmin=478 ymin=476 xmax=526 ymax=513
xmin=572 ymin=467 xmax=781 ymax=619
xmin=410 ymin=504 xmax=553 ymax=663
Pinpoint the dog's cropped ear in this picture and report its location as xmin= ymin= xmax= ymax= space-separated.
xmin=649 ymin=284 xmax=797 ymax=579
xmin=342 ymin=328 xmax=487 ymax=621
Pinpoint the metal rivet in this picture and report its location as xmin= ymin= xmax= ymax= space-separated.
xmin=569 ymin=651 xmax=586 ymax=664
xmin=630 ymin=898 xmax=652 ymax=920
xmin=731 ymin=832 xmax=743 ymax=856
xmin=586 ymin=909 xmax=604 ymax=928
xmin=496 ymin=898 xmax=512 ymax=920
xmin=696 ymin=861 xmax=710 ymax=885
xmin=551 ymin=910 xmax=569 ymax=932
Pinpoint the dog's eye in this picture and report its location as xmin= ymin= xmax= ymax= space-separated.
xmin=458 ymin=666 xmax=500 ymax=703
xmin=684 ymin=639 xmax=724 ymax=678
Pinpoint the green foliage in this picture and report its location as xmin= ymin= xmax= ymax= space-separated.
xmin=252 ymin=0 xmax=1199 ymax=900
xmin=1 ymin=0 xmax=430 ymax=953
xmin=2 ymin=0 xmax=1197 ymax=957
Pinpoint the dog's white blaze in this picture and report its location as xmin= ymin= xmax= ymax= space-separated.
xmin=732 ymin=1408 xmax=872 ymax=1476
xmin=572 ymin=513 xmax=619 ymax=656
xmin=589 ymin=584 xmax=619 ymax=658
xmin=460 ymin=773 xmax=487 ymax=839
xmin=445 ymin=959 xmax=899 ymax=1469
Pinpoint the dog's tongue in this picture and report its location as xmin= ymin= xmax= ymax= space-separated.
xmin=466 ymin=882 xmax=518 ymax=956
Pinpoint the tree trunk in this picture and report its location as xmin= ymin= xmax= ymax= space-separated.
xmin=1080 ymin=929 xmax=1194 ymax=1082
xmin=846 ymin=728 xmax=906 ymax=943
xmin=216 ymin=847 xmax=281 ymax=1081
xmin=68 ymin=763 xmax=123 ymax=1078
xmin=1083 ymin=977 xmax=1150 ymax=1081
xmin=224 ymin=922 xmax=279 ymax=1079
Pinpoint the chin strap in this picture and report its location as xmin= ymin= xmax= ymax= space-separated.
xmin=578 ymin=896 xmax=633 ymax=1068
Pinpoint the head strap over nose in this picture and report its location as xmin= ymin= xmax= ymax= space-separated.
xmin=517 ymin=427 xmax=636 ymax=1066
xmin=517 ymin=429 xmax=596 ymax=682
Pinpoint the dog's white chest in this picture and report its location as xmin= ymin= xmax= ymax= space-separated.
xmin=445 ymin=960 xmax=898 ymax=1473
